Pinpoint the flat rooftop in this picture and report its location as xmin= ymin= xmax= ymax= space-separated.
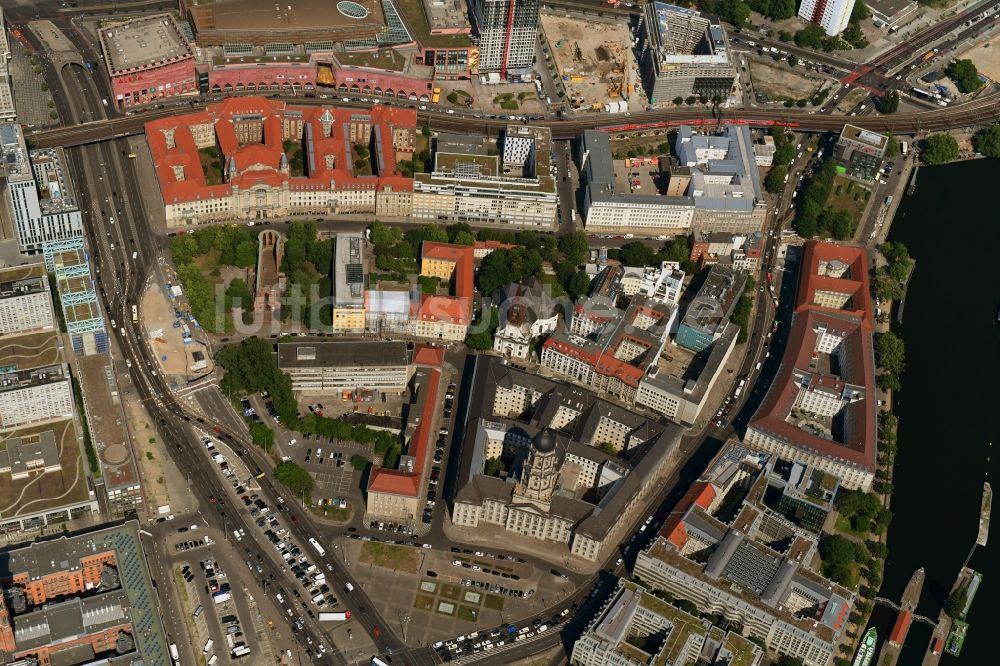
xmin=334 ymin=232 xmax=366 ymax=308
xmin=77 ymin=354 xmax=137 ymax=492
xmin=839 ymin=124 xmax=888 ymax=151
xmin=0 ymin=123 xmax=32 ymax=182
xmin=100 ymin=13 xmax=194 ymax=75
xmin=277 ymin=339 xmax=409 ymax=369
xmin=0 ymin=419 xmax=92 ymax=518
xmin=0 ymin=331 xmax=63 ymax=371
xmin=191 ymin=0 xmax=386 ymax=33
xmin=0 ymin=264 xmax=47 ymax=301
xmin=423 ymin=0 xmax=471 ymax=32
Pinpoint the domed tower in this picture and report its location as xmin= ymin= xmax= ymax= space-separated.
xmin=514 ymin=429 xmax=562 ymax=507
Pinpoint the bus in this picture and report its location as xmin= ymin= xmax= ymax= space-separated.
xmin=169 ymin=643 xmax=180 ymax=663
xmin=431 ymin=87 xmax=441 ymax=104
xmin=309 ymin=537 xmax=326 ymax=556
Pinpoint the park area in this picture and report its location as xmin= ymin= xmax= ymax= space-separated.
xmin=826 ymin=175 xmax=871 ymax=222
xmin=538 ymin=13 xmax=640 ymax=111
xmin=413 ymin=579 xmax=504 ymax=622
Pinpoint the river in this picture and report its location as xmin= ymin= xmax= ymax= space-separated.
xmin=868 ymin=158 xmax=1000 ymax=665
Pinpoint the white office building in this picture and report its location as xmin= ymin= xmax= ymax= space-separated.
xmin=799 ymin=0 xmax=856 ymax=36
xmin=469 ymin=0 xmax=539 ymax=77
xmin=0 ymin=265 xmax=55 ymax=337
xmin=0 ymin=124 xmax=84 ymax=254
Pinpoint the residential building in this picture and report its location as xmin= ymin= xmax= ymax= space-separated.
xmin=571 ymin=579 xmax=764 ymax=666
xmin=332 ymin=232 xmax=367 ymax=332
xmin=277 ymin=340 xmax=409 ymax=394
xmin=835 ymin=124 xmax=889 ymax=181
xmin=866 ymin=0 xmax=919 ymax=29
xmin=451 ymin=356 xmax=683 ymax=562
xmin=367 ymin=366 xmax=441 ymax=520
xmin=579 ymin=130 xmax=695 ymax=235
xmin=675 ymin=125 xmax=768 ymax=234
xmin=468 ymin=0 xmax=539 ymax=78
xmin=412 ymin=126 xmax=557 ymax=228
xmin=635 ymin=262 xmax=686 ymax=305
xmin=145 ymin=97 xmax=416 ymax=227
xmin=473 ymin=239 xmax=519 ymax=258
xmin=744 ymin=242 xmax=877 ymax=490
xmin=0 ymin=521 xmax=169 ymax=663
xmin=492 ymin=277 xmax=560 ymax=359
xmin=99 ymin=13 xmax=197 ymax=108
xmin=634 ymin=442 xmax=854 ymax=666
xmin=754 ymin=135 xmax=776 ymax=167
xmin=689 ymin=231 xmax=764 ymax=272
xmin=675 ymin=265 xmax=746 ymax=353
xmin=798 ymin=0 xmax=856 ymax=36
xmin=0 ymin=9 xmax=14 ymax=122
xmin=0 ymin=265 xmax=55 ymax=337
xmin=415 ymin=241 xmax=474 ymax=341
xmin=541 ymin=296 xmax=675 ymax=404
xmin=635 ymin=321 xmax=738 ymax=425
xmin=0 ymin=124 xmax=84 ymax=254
xmin=640 ymin=3 xmax=736 ymax=106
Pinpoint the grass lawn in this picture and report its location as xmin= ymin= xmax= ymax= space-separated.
xmin=439 ymin=583 xmax=461 ymax=600
xmin=282 ymin=139 xmax=305 ymax=177
xmin=358 ymin=542 xmax=420 ymax=573
xmin=827 ymin=175 xmax=871 ymax=220
xmin=338 ymin=49 xmax=406 ymax=72
xmin=309 ymin=504 xmax=352 ymax=523
xmin=483 ymin=595 xmax=505 ymax=611
xmin=198 ymin=147 xmax=223 ymax=186
xmin=394 ymin=0 xmax=471 ymax=48
xmin=457 ymin=606 xmax=480 ymax=623
xmin=414 ymin=594 xmax=435 ymax=611
xmin=835 ymin=514 xmax=871 ymax=539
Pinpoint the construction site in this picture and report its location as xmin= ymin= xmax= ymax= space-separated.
xmin=538 ymin=13 xmax=641 ymax=113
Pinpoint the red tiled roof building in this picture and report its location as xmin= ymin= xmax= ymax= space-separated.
xmin=745 ymin=241 xmax=877 ymax=490
xmin=145 ymin=96 xmax=415 ymax=227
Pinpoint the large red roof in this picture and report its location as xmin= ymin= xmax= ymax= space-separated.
xmin=145 ymin=96 xmax=415 ymax=206
xmin=367 ymin=368 xmax=441 ymax=498
xmin=796 ymin=241 xmax=873 ymax=330
xmin=418 ymin=242 xmax=474 ymax=326
xmin=889 ymin=611 xmax=912 ymax=646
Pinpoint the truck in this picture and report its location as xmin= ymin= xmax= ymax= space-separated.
xmin=232 ymin=645 xmax=251 ymax=657
xmin=203 ymin=639 xmax=214 ymax=654
xmin=885 ymin=195 xmax=893 ymax=207
xmin=169 ymin=643 xmax=180 ymax=662
xmin=319 ymin=611 xmax=352 ymax=621
xmin=213 ymin=592 xmax=232 ymax=604
xmin=431 ymin=87 xmax=441 ymax=104
xmin=131 ymin=304 xmax=138 ymax=323
xmin=900 ymin=141 xmax=908 ymax=155
xmin=208 ymin=656 xmax=218 ymax=666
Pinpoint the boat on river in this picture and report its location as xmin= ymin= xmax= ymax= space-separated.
xmin=978 ymin=481 xmax=991 ymax=547
xmin=852 ymin=627 xmax=878 ymax=666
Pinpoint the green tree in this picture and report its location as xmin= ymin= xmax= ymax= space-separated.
xmin=946 ymin=59 xmax=984 ymax=93
xmin=225 ymin=277 xmax=254 ymax=312
xmin=465 ymin=307 xmax=499 ymax=351
xmin=249 ymin=422 xmax=274 ymax=451
xmin=350 ymin=454 xmax=370 ymax=471
xmin=777 ymin=656 xmax=805 ymax=666
xmin=370 ymin=220 xmax=402 ymax=247
xmin=878 ymin=89 xmax=899 ymax=114
xmin=788 ymin=54 xmax=798 ymax=67
xmin=843 ymin=23 xmax=868 ymax=49
xmin=565 ymin=271 xmax=593 ymax=299
xmin=170 ymin=235 xmax=198 ymax=265
xmin=885 ymin=135 xmax=899 ymax=157
xmin=685 ymin=95 xmax=697 ymax=105
xmin=484 ymin=457 xmax=505 ymax=476
xmin=673 ymin=96 xmax=684 ymax=105
xmin=795 ymin=24 xmax=826 ymax=50
xmin=557 ymin=231 xmax=590 ymax=265
xmin=875 ymin=331 xmax=906 ymax=376
xmin=619 ymin=241 xmax=656 ymax=266
xmin=944 ymin=586 xmax=968 ymax=619
xmin=765 ymin=164 xmax=788 ymax=194
xmin=275 ymin=461 xmax=315 ymax=502
xmin=972 ymin=124 xmax=1000 ymax=157
xmin=851 ymin=0 xmax=870 ymax=21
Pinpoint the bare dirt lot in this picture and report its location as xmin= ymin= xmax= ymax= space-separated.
xmin=539 ymin=13 xmax=641 ymax=111
xmin=749 ymin=58 xmax=824 ymax=101
xmin=959 ymin=36 xmax=1000 ymax=82
xmin=834 ymin=87 xmax=869 ymax=114
xmin=142 ymin=281 xmax=212 ymax=378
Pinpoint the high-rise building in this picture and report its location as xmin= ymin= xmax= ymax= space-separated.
xmin=0 ymin=124 xmax=83 ymax=254
xmin=798 ymin=0 xmax=856 ymax=36
xmin=468 ymin=0 xmax=538 ymax=77
xmin=0 ymin=264 xmax=55 ymax=337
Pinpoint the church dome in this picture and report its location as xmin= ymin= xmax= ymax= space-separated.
xmin=534 ymin=429 xmax=556 ymax=453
